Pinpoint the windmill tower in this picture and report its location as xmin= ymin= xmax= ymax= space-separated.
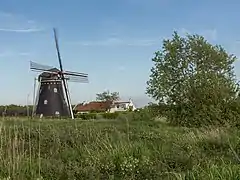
xmin=30 ymin=28 xmax=88 ymax=119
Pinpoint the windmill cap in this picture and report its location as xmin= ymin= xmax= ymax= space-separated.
xmin=38 ymin=68 xmax=60 ymax=81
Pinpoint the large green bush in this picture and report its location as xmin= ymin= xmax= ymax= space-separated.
xmin=146 ymin=31 xmax=240 ymax=127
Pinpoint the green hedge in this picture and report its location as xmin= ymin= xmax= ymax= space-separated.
xmin=76 ymin=112 xmax=120 ymax=120
xmin=75 ymin=110 xmax=155 ymax=122
xmin=101 ymin=112 xmax=119 ymax=119
xmin=76 ymin=113 xmax=97 ymax=120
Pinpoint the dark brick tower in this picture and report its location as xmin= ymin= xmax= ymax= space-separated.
xmin=35 ymin=68 xmax=70 ymax=117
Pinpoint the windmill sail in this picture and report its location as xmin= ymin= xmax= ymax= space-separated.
xmin=64 ymin=74 xmax=89 ymax=83
xmin=30 ymin=61 xmax=55 ymax=72
xmin=53 ymin=28 xmax=74 ymax=119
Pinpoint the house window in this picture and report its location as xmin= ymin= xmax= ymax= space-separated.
xmin=117 ymin=105 xmax=119 ymax=108
xmin=55 ymin=111 xmax=60 ymax=115
xmin=54 ymin=88 xmax=57 ymax=93
xmin=44 ymin=100 xmax=48 ymax=105
xmin=120 ymin=104 xmax=125 ymax=108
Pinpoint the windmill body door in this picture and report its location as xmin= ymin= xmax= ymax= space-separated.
xmin=35 ymin=80 xmax=70 ymax=117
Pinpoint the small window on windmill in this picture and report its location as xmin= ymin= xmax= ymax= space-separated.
xmin=48 ymin=85 xmax=51 ymax=90
xmin=54 ymin=88 xmax=57 ymax=93
xmin=44 ymin=100 xmax=48 ymax=105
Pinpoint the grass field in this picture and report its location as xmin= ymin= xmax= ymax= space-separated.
xmin=0 ymin=117 xmax=239 ymax=179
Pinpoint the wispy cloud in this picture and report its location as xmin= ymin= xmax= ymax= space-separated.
xmin=0 ymin=11 xmax=44 ymax=33
xmin=72 ymin=37 xmax=159 ymax=47
xmin=125 ymin=0 xmax=169 ymax=10
xmin=0 ymin=52 xmax=9 ymax=57
xmin=179 ymin=28 xmax=217 ymax=41
xmin=229 ymin=41 xmax=240 ymax=60
xmin=0 ymin=11 xmax=13 ymax=17
xmin=18 ymin=52 xmax=32 ymax=56
xmin=201 ymin=29 xmax=217 ymax=41
xmin=0 ymin=28 xmax=43 ymax=33
xmin=126 ymin=39 xmax=159 ymax=46
xmin=78 ymin=38 xmax=122 ymax=46
xmin=0 ymin=51 xmax=32 ymax=57
xmin=118 ymin=66 xmax=126 ymax=71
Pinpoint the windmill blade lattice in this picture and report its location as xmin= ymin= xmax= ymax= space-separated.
xmin=64 ymin=74 xmax=89 ymax=83
xmin=64 ymin=70 xmax=88 ymax=77
xmin=30 ymin=61 xmax=55 ymax=72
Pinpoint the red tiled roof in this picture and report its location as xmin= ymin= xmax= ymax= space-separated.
xmin=75 ymin=101 xmax=112 ymax=112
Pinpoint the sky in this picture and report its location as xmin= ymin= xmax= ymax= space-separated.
xmin=1 ymin=0 xmax=240 ymax=107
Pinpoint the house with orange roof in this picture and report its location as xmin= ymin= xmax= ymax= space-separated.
xmin=74 ymin=99 xmax=136 ymax=113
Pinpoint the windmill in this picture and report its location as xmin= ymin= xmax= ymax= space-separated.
xmin=30 ymin=28 xmax=89 ymax=119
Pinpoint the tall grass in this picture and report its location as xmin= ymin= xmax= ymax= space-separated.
xmin=0 ymin=117 xmax=239 ymax=179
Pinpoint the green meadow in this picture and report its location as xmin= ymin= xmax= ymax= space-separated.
xmin=0 ymin=117 xmax=239 ymax=180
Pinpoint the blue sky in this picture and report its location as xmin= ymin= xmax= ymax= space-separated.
xmin=1 ymin=0 xmax=240 ymax=107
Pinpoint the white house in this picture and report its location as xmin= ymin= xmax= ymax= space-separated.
xmin=109 ymin=99 xmax=136 ymax=113
xmin=74 ymin=99 xmax=137 ymax=114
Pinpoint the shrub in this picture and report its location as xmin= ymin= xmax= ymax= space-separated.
xmin=76 ymin=112 xmax=120 ymax=120
xmin=146 ymin=31 xmax=240 ymax=127
xmin=76 ymin=113 xmax=97 ymax=120
xmin=116 ymin=110 xmax=154 ymax=122
xmin=145 ymin=103 xmax=169 ymax=118
xmin=101 ymin=112 xmax=119 ymax=119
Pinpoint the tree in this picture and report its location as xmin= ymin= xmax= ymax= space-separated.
xmin=146 ymin=31 xmax=240 ymax=127
xmin=96 ymin=90 xmax=120 ymax=102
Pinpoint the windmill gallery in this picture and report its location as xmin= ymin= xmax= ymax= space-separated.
xmin=30 ymin=28 xmax=89 ymax=119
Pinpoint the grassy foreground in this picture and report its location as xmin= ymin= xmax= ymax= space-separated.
xmin=0 ymin=118 xmax=239 ymax=179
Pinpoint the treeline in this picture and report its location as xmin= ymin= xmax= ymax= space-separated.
xmin=0 ymin=105 xmax=34 ymax=116
xmin=0 ymin=104 xmax=78 ymax=117
xmin=0 ymin=103 xmax=167 ymax=118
